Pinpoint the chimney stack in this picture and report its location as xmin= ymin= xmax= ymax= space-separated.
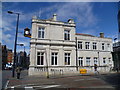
xmin=100 ymin=32 xmax=104 ymax=38
xmin=53 ymin=14 xmax=57 ymax=21
xmin=68 ymin=19 xmax=74 ymax=24
xmin=32 ymin=16 xmax=37 ymax=19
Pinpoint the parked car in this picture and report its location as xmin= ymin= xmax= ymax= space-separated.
xmin=5 ymin=63 xmax=12 ymax=70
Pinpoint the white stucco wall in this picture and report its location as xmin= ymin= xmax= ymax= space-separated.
xmin=29 ymin=16 xmax=113 ymax=76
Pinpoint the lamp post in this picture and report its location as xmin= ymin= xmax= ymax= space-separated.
xmin=8 ymin=11 xmax=20 ymax=77
xmin=17 ymin=44 xmax=25 ymax=52
xmin=17 ymin=44 xmax=25 ymax=68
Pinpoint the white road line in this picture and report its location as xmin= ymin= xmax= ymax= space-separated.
xmin=10 ymin=86 xmax=14 ymax=88
xmin=75 ymin=78 xmax=98 ymax=81
xmin=74 ymin=79 xmax=85 ymax=81
xmin=5 ymin=80 xmax=9 ymax=89
xmin=25 ymin=87 xmax=33 ymax=89
xmin=8 ymin=83 xmax=35 ymax=88
xmin=42 ymin=85 xmax=60 ymax=88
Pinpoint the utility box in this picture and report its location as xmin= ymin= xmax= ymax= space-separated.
xmin=80 ymin=69 xmax=87 ymax=74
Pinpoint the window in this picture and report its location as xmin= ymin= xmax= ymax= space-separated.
xmin=108 ymin=58 xmax=111 ymax=64
xmin=37 ymin=52 xmax=44 ymax=65
xmin=51 ymin=52 xmax=58 ymax=65
xmin=65 ymin=53 xmax=70 ymax=65
xmin=78 ymin=57 xmax=83 ymax=66
xmin=86 ymin=57 xmax=90 ymax=66
xmin=64 ymin=30 xmax=70 ymax=40
xmin=103 ymin=58 xmax=106 ymax=65
xmin=94 ymin=57 xmax=98 ymax=65
xmin=78 ymin=41 xmax=82 ymax=49
xmin=85 ymin=42 xmax=90 ymax=49
xmin=102 ymin=43 xmax=104 ymax=50
xmin=93 ymin=42 xmax=97 ymax=50
xmin=107 ymin=44 xmax=110 ymax=51
xmin=38 ymin=27 xmax=44 ymax=38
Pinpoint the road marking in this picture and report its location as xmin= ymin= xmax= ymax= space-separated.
xmin=11 ymin=86 xmax=14 ymax=88
xmin=25 ymin=86 xmax=33 ymax=88
xmin=42 ymin=85 xmax=60 ymax=88
xmin=5 ymin=80 xmax=9 ymax=89
xmin=75 ymin=79 xmax=85 ymax=81
xmin=75 ymin=78 xmax=98 ymax=81
xmin=82 ymin=86 xmax=115 ymax=88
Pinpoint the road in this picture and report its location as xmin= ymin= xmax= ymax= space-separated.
xmin=2 ymin=70 xmax=12 ymax=89
xmin=2 ymin=69 xmax=28 ymax=89
xmin=6 ymin=71 xmax=120 ymax=90
xmin=96 ymin=73 xmax=120 ymax=89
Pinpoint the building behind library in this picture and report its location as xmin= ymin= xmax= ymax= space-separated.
xmin=29 ymin=14 xmax=113 ymax=76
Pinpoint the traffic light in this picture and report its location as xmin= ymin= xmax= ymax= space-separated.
xmin=24 ymin=27 xmax=31 ymax=38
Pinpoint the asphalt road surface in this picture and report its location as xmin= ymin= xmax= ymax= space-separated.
xmin=2 ymin=70 xmax=12 ymax=89
xmin=6 ymin=72 xmax=120 ymax=90
xmin=96 ymin=73 xmax=120 ymax=89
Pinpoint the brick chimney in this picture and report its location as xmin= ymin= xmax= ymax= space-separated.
xmin=53 ymin=14 xmax=57 ymax=21
xmin=100 ymin=32 xmax=104 ymax=38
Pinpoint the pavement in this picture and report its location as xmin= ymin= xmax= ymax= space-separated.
xmin=0 ymin=70 xmax=2 ymax=90
xmin=3 ymin=70 xmax=120 ymax=90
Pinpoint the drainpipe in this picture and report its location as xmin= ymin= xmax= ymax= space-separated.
xmin=98 ymin=52 xmax=100 ymax=66
xmin=75 ymin=37 xmax=78 ymax=71
xmin=45 ymin=50 xmax=49 ymax=78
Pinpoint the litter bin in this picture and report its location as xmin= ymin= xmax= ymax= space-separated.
xmin=80 ymin=69 xmax=87 ymax=74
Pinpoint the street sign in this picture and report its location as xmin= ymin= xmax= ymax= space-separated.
xmin=80 ymin=69 xmax=87 ymax=74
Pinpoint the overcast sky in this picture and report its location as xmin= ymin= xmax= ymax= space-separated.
xmin=2 ymin=2 xmax=119 ymax=54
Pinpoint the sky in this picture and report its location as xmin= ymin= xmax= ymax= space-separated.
xmin=1 ymin=2 xmax=119 ymax=54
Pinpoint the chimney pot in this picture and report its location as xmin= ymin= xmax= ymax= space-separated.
xmin=32 ymin=16 xmax=37 ymax=19
xmin=68 ymin=19 xmax=74 ymax=23
xmin=53 ymin=14 xmax=57 ymax=21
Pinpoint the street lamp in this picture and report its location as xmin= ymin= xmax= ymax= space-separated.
xmin=8 ymin=11 xmax=20 ymax=77
xmin=17 ymin=44 xmax=25 ymax=52
xmin=17 ymin=44 xmax=26 ymax=68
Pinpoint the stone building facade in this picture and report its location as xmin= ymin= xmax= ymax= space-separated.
xmin=76 ymin=33 xmax=113 ymax=73
xmin=29 ymin=14 xmax=113 ymax=76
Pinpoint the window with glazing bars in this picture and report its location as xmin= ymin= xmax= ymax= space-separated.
xmin=51 ymin=52 xmax=58 ymax=65
xmin=38 ymin=27 xmax=44 ymax=38
xmin=65 ymin=53 xmax=70 ymax=65
xmin=64 ymin=30 xmax=70 ymax=40
xmin=37 ymin=52 xmax=44 ymax=65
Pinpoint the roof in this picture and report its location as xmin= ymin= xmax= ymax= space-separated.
xmin=76 ymin=33 xmax=95 ymax=37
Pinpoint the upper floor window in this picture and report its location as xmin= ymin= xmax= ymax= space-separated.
xmin=102 ymin=43 xmax=105 ymax=50
xmin=93 ymin=42 xmax=97 ymax=50
xmin=65 ymin=53 xmax=70 ymax=65
xmin=64 ymin=30 xmax=70 ymax=40
xmin=107 ymin=44 xmax=110 ymax=51
xmin=37 ymin=52 xmax=44 ymax=65
xmin=78 ymin=57 xmax=83 ymax=66
xmin=85 ymin=42 xmax=90 ymax=49
xmin=51 ymin=52 xmax=58 ymax=65
xmin=108 ymin=58 xmax=111 ymax=64
xmin=38 ymin=27 xmax=44 ymax=38
xmin=78 ymin=41 xmax=82 ymax=49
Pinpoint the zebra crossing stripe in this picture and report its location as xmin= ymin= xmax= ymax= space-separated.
xmin=25 ymin=87 xmax=33 ymax=88
xmin=42 ymin=85 xmax=60 ymax=88
xmin=25 ymin=87 xmax=33 ymax=90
